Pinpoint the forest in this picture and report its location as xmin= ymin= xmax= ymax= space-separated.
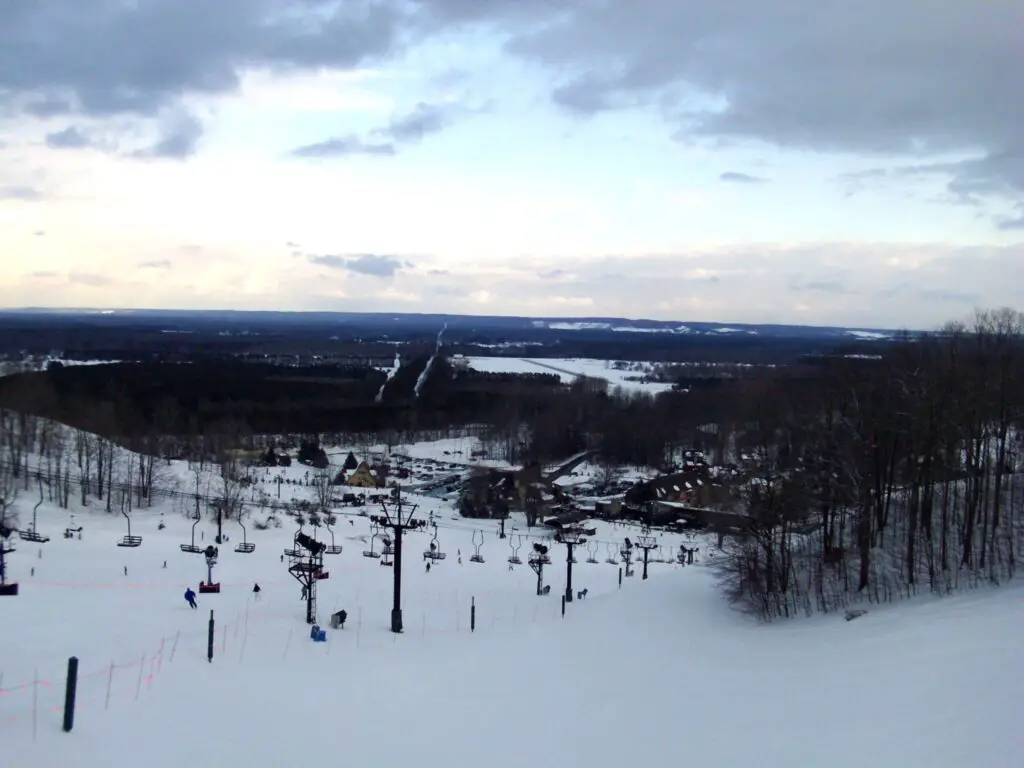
xmin=0 ymin=308 xmax=1021 ymax=620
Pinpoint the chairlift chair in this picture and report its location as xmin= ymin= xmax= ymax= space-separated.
xmin=381 ymin=535 xmax=395 ymax=557
xmin=470 ymin=530 xmax=485 ymax=563
xmin=507 ymin=534 xmax=523 ymax=566
xmin=362 ymin=524 xmax=382 ymax=559
xmin=234 ymin=516 xmax=255 ymax=554
xmin=605 ymin=543 xmax=618 ymax=565
xmin=586 ymin=542 xmax=599 ymax=564
xmin=180 ymin=514 xmax=204 ymax=554
xmin=20 ymin=503 xmax=50 ymax=543
xmin=323 ymin=514 xmax=343 ymax=555
xmin=117 ymin=508 xmax=142 ymax=548
xmin=423 ymin=523 xmax=446 ymax=561
xmin=528 ymin=542 xmax=551 ymax=566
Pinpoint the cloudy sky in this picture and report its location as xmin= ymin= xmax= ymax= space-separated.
xmin=1 ymin=0 xmax=1021 ymax=329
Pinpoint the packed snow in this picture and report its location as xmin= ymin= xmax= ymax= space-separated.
xmin=0 ymin=439 xmax=1020 ymax=768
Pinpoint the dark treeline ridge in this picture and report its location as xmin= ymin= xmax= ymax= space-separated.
xmin=0 ymin=310 xmax=891 ymax=365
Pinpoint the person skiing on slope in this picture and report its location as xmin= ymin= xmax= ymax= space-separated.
xmin=253 ymin=583 xmax=261 ymax=600
xmin=184 ymin=587 xmax=198 ymax=609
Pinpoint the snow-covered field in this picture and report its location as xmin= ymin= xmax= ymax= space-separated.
xmin=463 ymin=356 xmax=675 ymax=395
xmin=1 ymin=441 xmax=1021 ymax=767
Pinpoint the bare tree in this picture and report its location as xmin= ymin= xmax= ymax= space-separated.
xmin=312 ymin=467 xmax=334 ymax=513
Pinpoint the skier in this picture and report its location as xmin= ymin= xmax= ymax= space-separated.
xmin=425 ymin=561 xmax=431 ymax=573
xmin=253 ymin=583 xmax=261 ymax=600
xmin=184 ymin=587 xmax=198 ymax=609
xmin=124 ymin=565 xmax=128 ymax=576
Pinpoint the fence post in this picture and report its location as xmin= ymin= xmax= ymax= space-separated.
xmin=104 ymin=663 xmax=114 ymax=709
xmin=62 ymin=656 xmax=79 ymax=733
xmin=618 ymin=567 xmax=622 ymax=587
xmin=32 ymin=669 xmax=39 ymax=743
xmin=134 ymin=652 xmax=145 ymax=700
xmin=561 ymin=595 xmax=566 ymax=618
xmin=207 ymin=610 xmax=215 ymax=663
xmin=470 ymin=596 xmax=476 ymax=633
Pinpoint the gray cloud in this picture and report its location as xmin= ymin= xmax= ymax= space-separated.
xmin=1 ymin=1 xmax=409 ymax=149
xmin=309 ymin=253 xmax=406 ymax=278
xmin=720 ymin=171 xmax=768 ymax=184
xmin=917 ymin=288 xmax=979 ymax=304
xmin=502 ymin=1 xmax=1023 ymax=227
xmin=68 ymin=272 xmax=112 ymax=287
xmin=45 ymin=126 xmax=95 ymax=149
xmin=292 ymin=137 xmax=395 ymax=158
xmin=794 ymin=279 xmax=854 ymax=295
xmin=131 ymin=113 xmax=202 ymax=160
xmin=291 ymin=102 xmax=459 ymax=158
xmin=4 ymin=242 xmax=1021 ymax=328
xmin=998 ymin=211 xmax=1024 ymax=231
xmin=0 ymin=185 xmax=43 ymax=201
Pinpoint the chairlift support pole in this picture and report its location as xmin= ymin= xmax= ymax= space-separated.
xmin=373 ymin=486 xmax=424 ymax=634
xmin=556 ymin=526 xmax=586 ymax=604
xmin=636 ymin=529 xmax=657 ymax=580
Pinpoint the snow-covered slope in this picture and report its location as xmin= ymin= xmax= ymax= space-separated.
xmin=1 ymin=494 xmax=1019 ymax=767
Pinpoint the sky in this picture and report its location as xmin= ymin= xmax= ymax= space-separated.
xmin=1 ymin=0 xmax=1022 ymax=330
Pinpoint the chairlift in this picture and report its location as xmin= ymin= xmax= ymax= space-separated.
xmin=19 ymin=501 xmax=49 ymax=543
xmin=19 ymin=528 xmax=49 ymax=544
xmin=605 ymin=543 xmax=618 ymax=565
xmin=507 ymin=534 xmax=523 ymax=566
xmin=323 ymin=513 xmax=343 ymax=555
xmin=423 ymin=523 xmax=446 ymax=561
xmin=362 ymin=523 xmax=381 ymax=559
xmin=180 ymin=513 xmax=203 ymax=554
xmin=198 ymin=545 xmax=221 ymax=593
xmin=381 ymin=534 xmax=395 ymax=557
xmin=585 ymin=541 xmax=599 ymax=564
xmin=117 ymin=507 xmax=142 ymax=548
xmin=234 ymin=515 xmax=255 ymax=554
xmin=528 ymin=542 xmax=550 ymax=566
xmin=470 ymin=530 xmax=485 ymax=563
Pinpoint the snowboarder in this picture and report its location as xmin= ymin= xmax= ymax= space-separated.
xmin=184 ymin=587 xmax=198 ymax=609
xmin=253 ymin=583 xmax=261 ymax=600
xmin=124 ymin=565 xmax=128 ymax=576
xmin=163 ymin=560 xmax=167 ymax=569
xmin=301 ymin=585 xmax=308 ymax=600
xmin=425 ymin=561 xmax=431 ymax=573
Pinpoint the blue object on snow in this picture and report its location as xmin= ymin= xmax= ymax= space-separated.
xmin=310 ymin=625 xmax=327 ymax=642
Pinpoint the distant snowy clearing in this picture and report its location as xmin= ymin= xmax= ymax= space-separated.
xmin=462 ymin=356 xmax=676 ymax=394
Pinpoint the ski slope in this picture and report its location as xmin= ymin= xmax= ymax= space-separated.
xmin=1 ymin=496 xmax=1020 ymax=767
